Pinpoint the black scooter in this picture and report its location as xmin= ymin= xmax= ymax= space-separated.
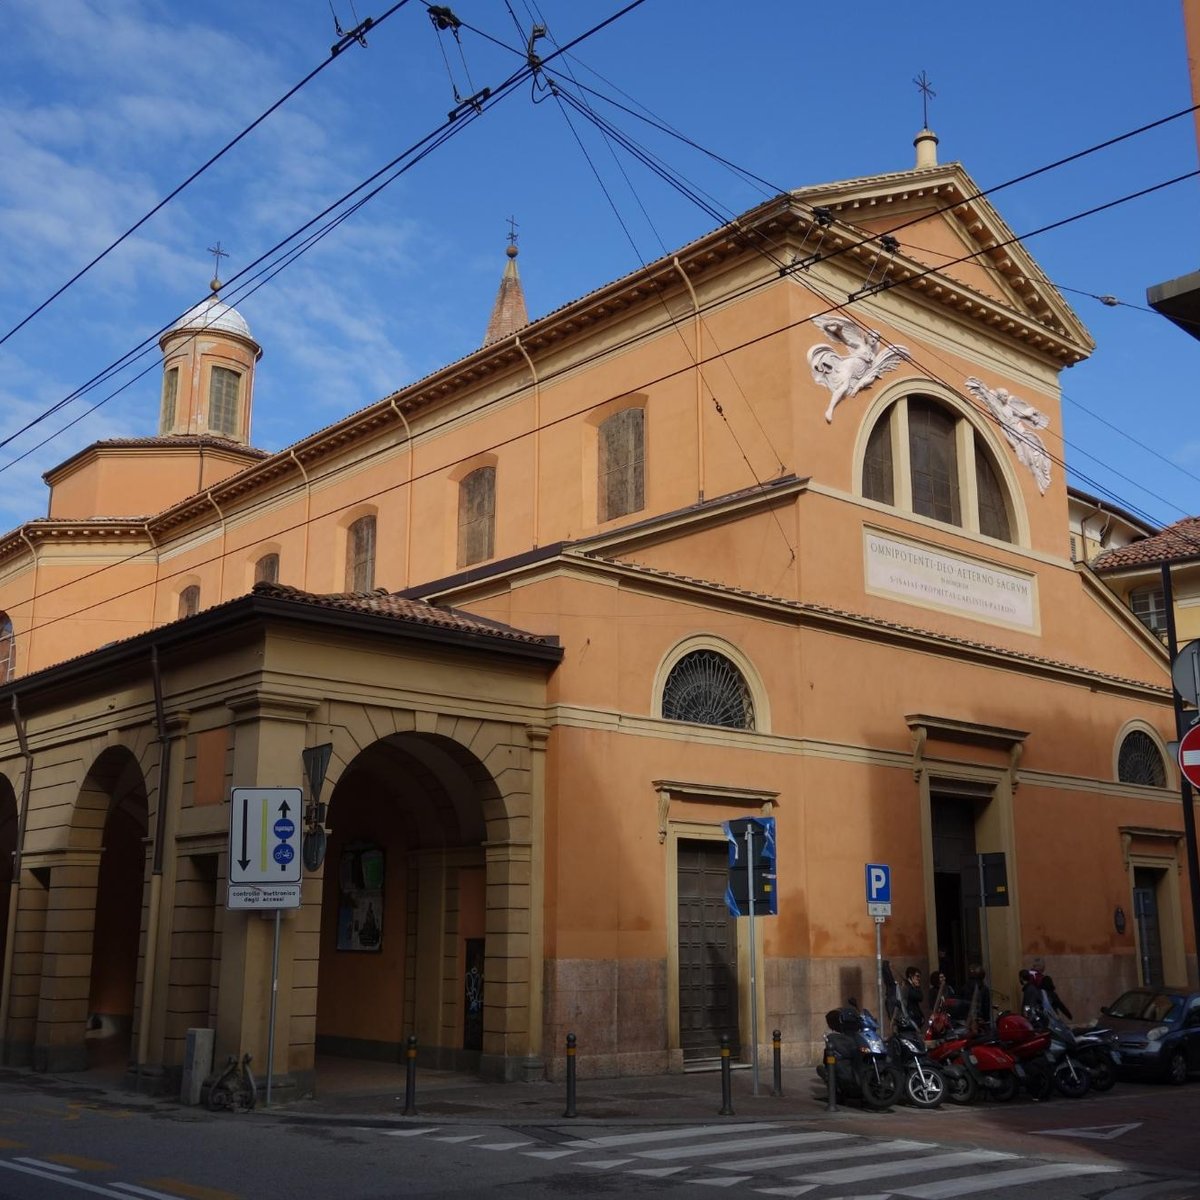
xmin=816 ymin=1002 xmax=903 ymax=1109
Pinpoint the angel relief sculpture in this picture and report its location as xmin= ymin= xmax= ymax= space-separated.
xmin=964 ymin=377 xmax=1052 ymax=495
xmin=807 ymin=316 xmax=908 ymax=423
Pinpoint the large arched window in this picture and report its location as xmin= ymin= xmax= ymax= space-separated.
xmin=346 ymin=515 xmax=377 ymax=592
xmin=1117 ymin=729 xmax=1168 ymax=788
xmin=661 ymin=649 xmax=755 ymax=730
xmin=862 ymin=394 xmax=1014 ymax=543
xmin=178 ymin=585 xmax=200 ymax=619
xmin=0 ymin=613 xmax=14 ymax=683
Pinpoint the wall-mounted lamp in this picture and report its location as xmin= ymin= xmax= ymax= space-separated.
xmin=1114 ymin=905 xmax=1127 ymax=935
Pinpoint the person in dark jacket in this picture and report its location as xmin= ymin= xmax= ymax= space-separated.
xmin=1030 ymin=956 xmax=1072 ymax=1019
xmin=902 ymin=966 xmax=925 ymax=1025
xmin=965 ymin=962 xmax=992 ymax=1031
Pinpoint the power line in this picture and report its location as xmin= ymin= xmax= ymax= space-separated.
xmin=0 ymin=3 xmax=409 ymax=351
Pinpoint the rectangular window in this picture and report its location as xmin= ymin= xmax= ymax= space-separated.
xmin=179 ymin=585 xmax=200 ymax=619
xmin=160 ymin=367 xmax=179 ymax=435
xmin=908 ymin=400 xmax=960 ymax=526
xmin=209 ymin=367 xmax=241 ymax=437
xmin=254 ymin=553 xmax=280 ymax=585
xmin=598 ymin=407 xmax=645 ymax=522
xmin=1130 ymin=587 xmax=1167 ymax=635
xmin=346 ymin=516 xmax=376 ymax=592
xmin=457 ymin=466 xmax=496 ymax=567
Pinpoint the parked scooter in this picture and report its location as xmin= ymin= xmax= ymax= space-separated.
xmin=1071 ymin=1023 xmax=1119 ymax=1092
xmin=888 ymin=1008 xmax=949 ymax=1109
xmin=816 ymin=1001 xmax=903 ymax=1109
xmin=926 ymin=1005 xmax=1054 ymax=1103
xmin=1026 ymin=1008 xmax=1094 ymax=1097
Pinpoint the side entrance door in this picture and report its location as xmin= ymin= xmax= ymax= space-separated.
xmin=677 ymin=839 xmax=739 ymax=1060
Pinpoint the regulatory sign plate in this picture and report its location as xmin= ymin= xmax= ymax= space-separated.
xmin=228 ymin=787 xmax=303 ymax=885
xmin=866 ymin=863 xmax=891 ymax=917
xmin=1178 ymin=723 xmax=1200 ymax=789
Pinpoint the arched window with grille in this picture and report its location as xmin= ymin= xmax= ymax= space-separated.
xmin=458 ymin=466 xmax=496 ymax=567
xmin=178 ymin=585 xmax=200 ymax=619
xmin=1117 ymin=728 xmax=1168 ymax=788
xmin=255 ymin=553 xmax=280 ymax=585
xmin=661 ymin=649 xmax=756 ymax=730
xmin=598 ymin=407 xmax=644 ymax=522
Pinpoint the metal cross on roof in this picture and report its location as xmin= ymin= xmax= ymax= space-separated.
xmin=207 ymin=241 xmax=229 ymax=287
xmin=505 ymin=215 xmax=519 ymax=248
xmin=913 ymin=70 xmax=936 ymax=128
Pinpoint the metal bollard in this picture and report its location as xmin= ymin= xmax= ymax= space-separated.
xmin=718 ymin=1034 xmax=735 ymax=1116
xmin=824 ymin=1035 xmax=837 ymax=1112
xmin=771 ymin=1029 xmax=783 ymax=1097
xmin=563 ymin=1032 xmax=577 ymax=1118
xmin=402 ymin=1035 xmax=418 ymax=1116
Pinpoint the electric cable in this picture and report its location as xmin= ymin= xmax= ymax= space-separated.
xmin=0 ymin=1 xmax=411 ymax=351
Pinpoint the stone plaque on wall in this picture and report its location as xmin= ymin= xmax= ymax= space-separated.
xmin=863 ymin=528 xmax=1038 ymax=632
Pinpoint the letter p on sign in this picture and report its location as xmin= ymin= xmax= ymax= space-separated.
xmin=866 ymin=863 xmax=890 ymax=904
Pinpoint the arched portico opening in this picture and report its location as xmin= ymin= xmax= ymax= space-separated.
xmin=37 ymin=746 xmax=149 ymax=1071
xmin=315 ymin=728 xmax=522 ymax=1079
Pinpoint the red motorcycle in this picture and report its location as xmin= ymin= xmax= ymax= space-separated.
xmin=927 ymin=1011 xmax=1052 ymax=1104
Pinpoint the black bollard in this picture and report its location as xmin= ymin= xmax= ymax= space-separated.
xmin=563 ymin=1032 xmax=577 ymax=1118
xmin=718 ymin=1034 xmax=735 ymax=1116
xmin=824 ymin=1035 xmax=837 ymax=1112
xmin=402 ymin=1034 xmax=418 ymax=1116
xmin=771 ymin=1029 xmax=783 ymax=1097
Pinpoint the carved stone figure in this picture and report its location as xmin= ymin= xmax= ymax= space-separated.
xmin=964 ymin=376 xmax=1052 ymax=495
xmin=807 ymin=316 xmax=908 ymax=423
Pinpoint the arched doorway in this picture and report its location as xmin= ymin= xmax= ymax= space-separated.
xmin=73 ymin=747 xmax=148 ymax=1069
xmin=315 ymin=731 xmax=506 ymax=1077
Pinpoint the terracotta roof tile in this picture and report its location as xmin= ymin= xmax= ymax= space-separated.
xmin=251 ymin=582 xmax=557 ymax=647
xmin=1092 ymin=517 xmax=1200 ymax=571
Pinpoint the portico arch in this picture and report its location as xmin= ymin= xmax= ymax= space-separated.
xmin=314 ymin=718 xmax=538 ymax=1082
xmin=35 ymin=745 xmax=148 ymax=1071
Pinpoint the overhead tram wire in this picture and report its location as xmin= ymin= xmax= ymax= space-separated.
xmin=0 ymin=0 xmax=649 ymax=461
xmin=0 ymin=1 xmax=414 ymax=352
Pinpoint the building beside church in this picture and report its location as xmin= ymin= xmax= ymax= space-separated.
xmin=0 ymin=128 xmax=1191 ymax=1096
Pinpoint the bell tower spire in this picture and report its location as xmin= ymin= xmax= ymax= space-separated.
xmin=483 ymin=218 xmax=530 ymax=344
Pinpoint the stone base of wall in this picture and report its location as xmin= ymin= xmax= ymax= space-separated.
xmin=2 ymin=1040 xmax=32 ymax=1068
xmin=32 ymin=1042 xmax=87 ymax=1072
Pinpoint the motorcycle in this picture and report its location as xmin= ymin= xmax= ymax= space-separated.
xmin=888 ymin=1009 xmax=949 ymax=1109
xmin=1071 ymin=1023 xmax=1120 ymax=1092
xmin=1026 ymin=1008 xmax=1093 ymax=1098
xmin=927 ymin=1011 xmax=1052 ymax=1103
xmin=816 ymin=1002 xmax=903 ymax=1109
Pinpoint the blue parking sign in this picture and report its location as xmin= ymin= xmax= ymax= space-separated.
xmin=866 ymin=863 xmax=891 ymax=905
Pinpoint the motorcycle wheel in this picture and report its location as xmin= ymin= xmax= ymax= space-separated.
xmin=944 ymin=1067 xmax=977 ymax=1105
xmin=904 ymin=1064 xmax=946 ymax=1109
xmin=985 ymin=1072 xmax=1018 ymax=1103
xmin=861 ymin=1063 xmax=903 ymax=1109
xmin=1085 ymin=1055 xmax=1117 ymax=1092
xmin=1053 ymin=1057 xmax=1091 ymax=1098
xmin=1023 ymin=1061 xmax=1054 ymax=1102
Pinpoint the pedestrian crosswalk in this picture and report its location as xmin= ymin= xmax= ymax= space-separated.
xmin=382 ymin=1121 xmax=1156 ymax=1198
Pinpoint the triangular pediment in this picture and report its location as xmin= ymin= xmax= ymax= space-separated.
xmin=792 ymin=161 xmax=1094 ymax=360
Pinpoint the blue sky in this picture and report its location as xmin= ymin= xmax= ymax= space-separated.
xmin=0 ymin=0 xmax=1197 ymax=536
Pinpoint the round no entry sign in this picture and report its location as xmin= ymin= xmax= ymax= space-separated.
xmin=1178 ymin=722 xmax=1200 ymax=788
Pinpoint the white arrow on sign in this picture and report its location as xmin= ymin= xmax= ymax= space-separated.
xmin=228 ymin=787 xmax=303 ymax=885
xmin=1030 ymin=1122 xmax=1142 ymax=1141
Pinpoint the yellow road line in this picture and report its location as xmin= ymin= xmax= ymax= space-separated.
xmin=45 ymin=1153 xmax=115 ymax=1171
xmin=144 ymin=1178 xmax=242 ymax=1200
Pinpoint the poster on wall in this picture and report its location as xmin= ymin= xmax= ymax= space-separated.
xmin=336 ymin=844 xmax=384 ymax=952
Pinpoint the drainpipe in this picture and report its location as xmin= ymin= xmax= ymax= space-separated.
xmin=671 ymin=258 xmax=705 ymax=501
xmin=287 ymin=451 xmax=311 ymax=590
xmin=204 ymin=492 xmax=226 ymax=601
xmin=135 ymin=646 xmax=173 ymax=1089
xmin=514 ymin=336 xmax=540 ymax=547
xmin=0 ymin=696 xmax=34 ymax=1062
xmin=387 ymin=399 xmax=415 ymax=586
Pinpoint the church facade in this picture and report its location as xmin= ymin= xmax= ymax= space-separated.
xmin=0 ymin=131 xmax=1189 ymax=1093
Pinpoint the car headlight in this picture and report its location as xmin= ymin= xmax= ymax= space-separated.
xmin=1146 ymin=1024 xmax=1169 ymax=1042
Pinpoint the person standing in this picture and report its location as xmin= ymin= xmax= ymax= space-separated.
xmin=1030 ymin=956 xmax=1072 ymax=1019
xmin=901 ymin=966 xmax=925 ymax=1026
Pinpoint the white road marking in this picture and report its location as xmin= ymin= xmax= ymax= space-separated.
xmin=797 ymin=1149 xmax=1015 ymax=1185
xmin=112 ymin=1185 xmax=197 ymax=1200
xmin=722 ymin=1137 xmax=934 ymax=1172
xmin=1029 ymin=1121 xmax=1143 ymax=1140
xmin=382 ymin=1127 xmax=439 ymax=1136
xmin=579 ymin=1158 xmax=634 ymax=1169
xmin=0 ymin=1161 xmax=135 ymax=1200
xmin=754 ymin=1187 xmax=817 ymax=1198
xmin=636 ymin=1132 xmax=859 ymax=1161
xmin=561 ymin=1122 xmax=778 ymax=1149
xmin=522 ymin=1149 xmax=579 ymax=1159
xmin=892 ymin=1161 xmax=1121 ymax=1198
xmin=692 ymin=1177 xmax=752 ymax=1188
xmin=627 ymin=1166 xmax=687 ymax=1177
xmin=474 ymin=1141 xmax=532 ymax=1151
xmin=432 ymin=1134 xmax=482 ymax=1143
xmin=14 ymin=1157 xmax=77 ymax=1173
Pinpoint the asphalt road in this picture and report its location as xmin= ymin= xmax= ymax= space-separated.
xmin=0 ymin=1075 xmax=1196 ymax=1200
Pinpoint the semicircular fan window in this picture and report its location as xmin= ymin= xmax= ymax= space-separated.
xmin=1117 ymin=730 xmax=1167 ymax=788
xmin=661 ymin=650 xmax=755 ymax=730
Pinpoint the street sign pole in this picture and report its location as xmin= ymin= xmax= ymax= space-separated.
xmin=266 ymin=908 xmax=281 ymax=1106
xmin=865 ymin=864 xmax=891 ymax=1026
xmin=874 ymin=917 xmax=885 ymax=1028
xmin=745 ymin=824 xmax=760 ymax=1096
